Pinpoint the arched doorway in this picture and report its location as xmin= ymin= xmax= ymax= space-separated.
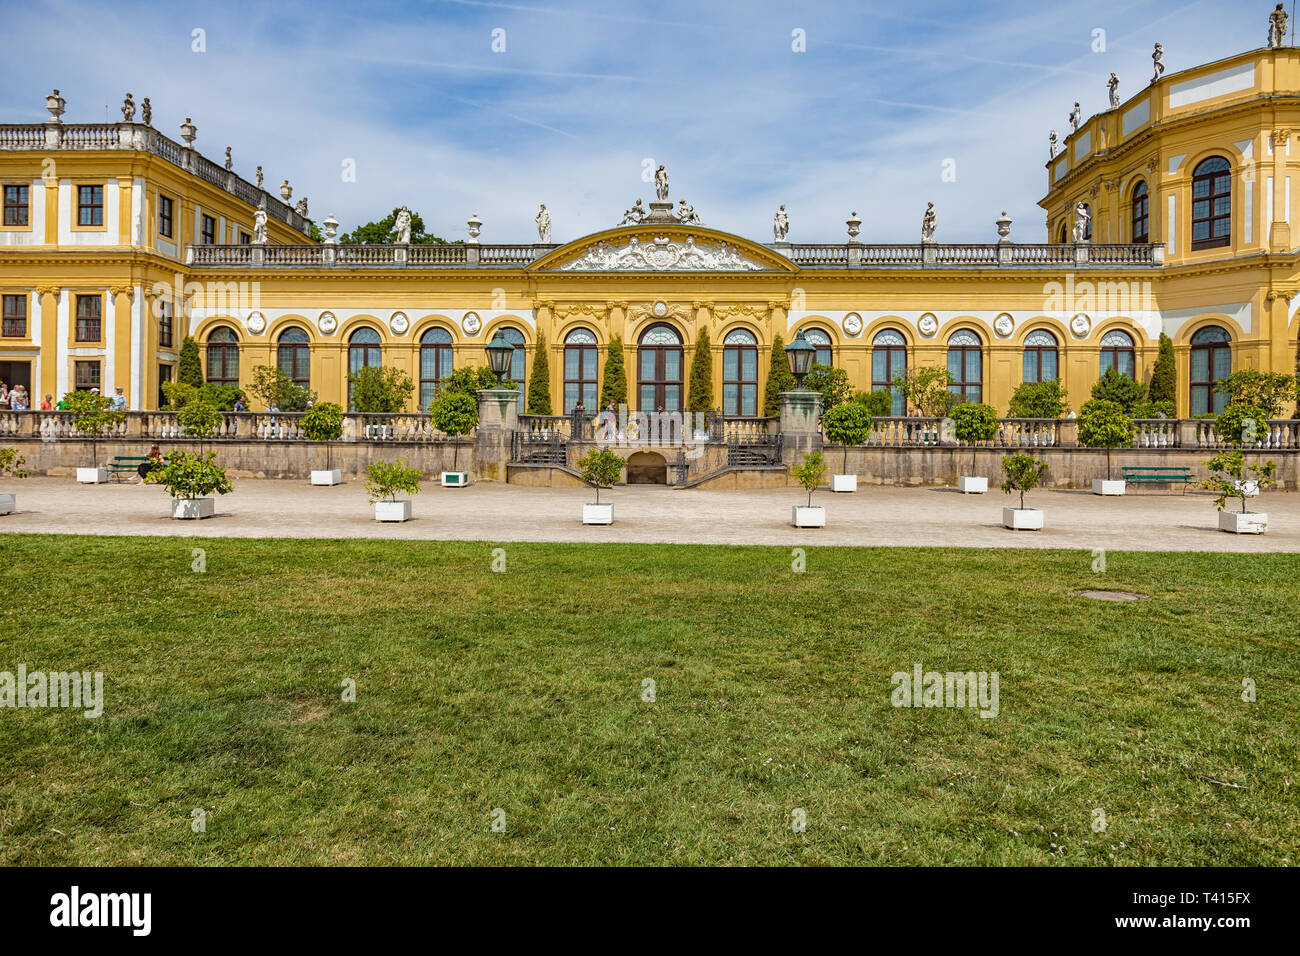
xmin=626 ymin=451 xmax=668 ymax=484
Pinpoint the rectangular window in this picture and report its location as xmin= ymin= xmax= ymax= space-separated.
xmin=159 ymin=299 xmax=173 ymax=348
xmin=77 ymin=185 xmax=104 ymax=226
xmin=2 ymin=294 xmax=26 ymax=337
xmin=3 ymin=185 xmax=29 ymax=226
xmin=158 ymin=363 xmax=172 ymax=409
xmin=75 ymin=360 xmax=101 ymax=391
xmin=158 ymin=195 xmax=173 ymax=238
xmin=75 ymin=295 xmax=102 ymax=341
xmin=239 ymin=231 xmax=251 ymax=245
xmin=201 ymin=214 xmax=216 ymax=245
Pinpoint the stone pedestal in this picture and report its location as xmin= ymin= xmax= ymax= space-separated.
xmin=779 ymin=389 xmax=823 ymax=466
xmin=475 ymin=387 xmax=520 ymax=481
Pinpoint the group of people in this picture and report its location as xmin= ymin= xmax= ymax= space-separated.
xmin=0 ymin=382 xmax=31 ymax=410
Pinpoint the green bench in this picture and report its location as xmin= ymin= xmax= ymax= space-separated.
xmin=1121 ymin=466 xmax=1195 ymax=493
xmin=108 ymin=456 xmax=151 ymax=481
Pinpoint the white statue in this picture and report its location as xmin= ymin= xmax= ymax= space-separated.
xmin=121 ymin=92 xmax=135 ymax=122
xmin=1071 ymin=201 xmax=1090 ymax=242
xmin=676 ymin=198 xmax=701 ymax=224
xmin=255 ymin=165 xmax=263 ymax=189
xmin=1107 ymin=73 xmax=1120 ymax=109
xmin=535 ymin=203 xmax=551 ymax=242
xmin=1049 ymin=130 xmax=1058 ymax=158
xmin=620 ymin=198 xmax=646 ymax=225
xmin=921 ymin=202 xmax=936 ymax=242
xmin=1069 ymin=102 xmax=1081 ymax=132
xmin=1270 ymin=3 xmax=1288 ymax=48
xmin=773 ymin=204 xmax=789 ymax=241
xmin=1151 ymin=43 xmax=1165 ymax=84
xmin=252 ymin=203 xmax=268 ymax=244
xmin=654 ymin=164 xmax=669 ymax=201
xmin=394 ymin=206 xmax=411 ymax=244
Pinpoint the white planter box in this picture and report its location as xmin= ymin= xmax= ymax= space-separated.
xmin=441 ymin=471 xmax=469 ymax=487
xmin=0 ymin=493 xmax=14 ymax=515
xmin=76 ymin=467 xmax=109 ymax=484
xmin=1002 ymin=506 xmax=1043 ymax=530
xmin=792 ymin=505 xmax=826 ymax=528
xmin=1092 ymin=479 xmax=1126 ymax=496
xmin=957 ymin=476 xmax=987 ymax=494
xmin=1219 ymin=510 xmax=1267 ymax=534
xmin=171 ymin=497 xmax=214 ymax=520
xmin=375 ymin=500 xmax=412 ymax=522
xmin=1232 ymin=480 xmax=1260 ymax=497
xmin=583 ymin=502 xmax=614 ymax=525
xmin=310 ymin=469 xmax=342 ymax=486
xmin=831 ymin=474 xmax=857 ymax=493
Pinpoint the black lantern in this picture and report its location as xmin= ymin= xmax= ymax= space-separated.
xmin=784 ymin=331 xmax=817 ymax=389
xmin=484 ymin=332 xmax=514 ymax=387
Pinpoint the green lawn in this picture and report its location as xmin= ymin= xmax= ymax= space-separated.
xmin=0 ymin=535 xmax=1296 ymax=866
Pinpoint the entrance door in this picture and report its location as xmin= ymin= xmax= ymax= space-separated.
xmin=0 ymin=360 xmax=31 ymax=403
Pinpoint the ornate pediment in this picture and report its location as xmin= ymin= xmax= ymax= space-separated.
xmin=556 ymin=234 xmax=767 ymax=272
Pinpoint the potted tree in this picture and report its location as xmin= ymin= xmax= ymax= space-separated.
xmin=950 ymin=402 xmax=998 ymax=493
xmin=66 ymin=390 xmax=125 ymax=483
xmin=791 ymin=451 xmax=827 ymax=527
xmin=1000 ymin=453 xmax=1049 ymax=530
xmin=1215 ymin=404 xmax=1269 ymax=497
xmin=1077 ymin=399 xmax=1136 ymax=495
xmin=178 ymin=399 xmax=223 ymax=454
xmin=431 ymin=391 xmax=478 ymax=487
xmin=821 ymin=403 xmax=871 ymax=492
xmin=0 ymin=447 xmax=29 ymax=515
xmin=1201 ymin=450 xmax=1276 ymax=534
xmin=366 ymin=459 xmax=422 ymax=522
xmin=143 ymin=450 xmax=233 ymax=519
xmin=301 ymin=402 xmax=345 ymax=485
xmin=578 ymin=448 xmax=625 ymax=524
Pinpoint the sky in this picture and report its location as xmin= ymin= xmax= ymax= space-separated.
xmin=0 ymin=0 xmax=1273 ymax=244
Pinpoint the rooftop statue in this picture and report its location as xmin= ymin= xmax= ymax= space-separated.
xmin=773 ymin=204 xmax=789 ymax=241
xmin=1049 ymin=130 xmax=1058 ymax=158
xmin=394 ymin=206 xmax=411 ymax=244
xmin=1269 ymin=3 xmax=1288 ymax=48
xmin=677 ymin=198 xmax=701 ymax=225
xmin=1072 ymin=201 xmax=1091 ymax=242
xmin=224 ymin=146 xmax=232 ymax=172
xmin=654 ymin=164 xmax=669 ymax=202
xmin=620 ymin=198 xmax=646 ymax=225
xmin=921 ymin=202 xmax=936 ymax=242
xmin=1151 ymin=43 xmax=1165 ymax=84
xmin=121 ymin=93 xmax=135 ymax=122
xmin=535 ymin=203 xmax=551 ymax=242
xmin=140 ymin=97 xmax=151 ymax=126
xmin=1107 ymin=73 xmax=1120 ymax=109
xmin=1069 ymin=102 xmax=1081 ymax=132
xmin=252 ymin=203 xmax=268 ymax=245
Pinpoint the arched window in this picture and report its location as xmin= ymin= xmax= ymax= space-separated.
xmin=1059 ymin=221 xmax=1069 ymax=244
xmin=563 ymin=327 xmax=598 ymax=414
xmin=206 ymin=326 xmax=239 ymax=387
xmin=871 ymin=329 xmax=907 ymax=416
xmin=801 ymin=327 xmax=833 ymax=366
xmin=1098 ymin=329 xmax=1135 ymax=378
xmin=1022 ymin=329 xmax=1059 ymax=383
xmin=722 ymin=329 xmax=758 ymax=417
xmin=946 ymin=329 xmax=982 ymax=405
xmin=419 ymin=327 xmax=454 ymax=411
xmin=1190 ymin=326 xmax=1232 ymax=415
xmin=1131 ymin=181 xmax=1149 ymax=243
xmin=347 ymin=327 xmax=382 ymax=408
xmin=1192 ymin=157 xmax=1231 ymax=250
xmin=637 ymin=324 xmax=683 ymax=412
xmin=497 ymin=326 xmax=527 ymax=411
xmin=1081 ymin=203 xmax=1092 ymax=241
xmin=277 ymin=327 xmax=310 ymax=389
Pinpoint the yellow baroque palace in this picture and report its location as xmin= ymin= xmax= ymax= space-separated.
xmin=2 ymin=40 xmax=1299 ymax=420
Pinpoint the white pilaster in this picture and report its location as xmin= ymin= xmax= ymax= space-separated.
xmin=55 ymin=290 xmax=68 ymax=397
xmin=130 ymin=285 xmax=144 ymax=409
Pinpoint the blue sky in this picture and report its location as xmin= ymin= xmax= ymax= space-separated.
xmin=0 ymin=0 xmax=1268 ymax=243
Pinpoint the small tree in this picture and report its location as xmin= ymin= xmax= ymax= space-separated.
xmin=687 ymin=327 xmax=714 ymax=412
xmin=791 ymin=451 xmax=827 ymax=507
xmin=894 ymin=367 xmax=956 ymax=417
xmin=348 ymin=365 xmax=414 ymax=413
xmin=364 ymin=459 xmax=422 ymax=503
xmin=600 ymin=335 xmax=628 ymax=409
xmin=526 ymin=333 xmax=552 ymax=414
xmin=437 ymin=365 xmax=511 ymax=399
xmin=1007 ymin=379 xmax=1066 ymax=419
xmin=177 ymin=399 xmax=222 ymax=457
xmin=821 ymin=403 xmax=872 ymax=473
xmin=1077 ymin=399 xmax=1136 ymax=481
xmin=763 ymin=334 xmax=796 ymax=416
xmin=578 ymin=448 xmax=625 ymax=504
xmin=247 ymin=365 xmax=316 ymax=412
xmin=803 ymin=363 xmax=854 ymax=410
xmin=1200 ymin=450 xmax=1277 ymax=514
xmin=177 ymin=336 xmax=204 ymax=387
xmin=1148 ymin=333 xmax=1177 ymax=406
xmin=1 ymin=447 xmax=30 ymax=481
xmin=144 ymin=451 xmax=233 ymax=500
xmin=854 ymin=389 xmax=894 ymax=418
xmin=300 ymin=401 xmax=344 ymax=471
xmin=431 ymin=391 xmax=478 ymax=471
xmin=950 ymin=402 xmax=998 ymax=474
xmin=1090 ymin=367 xmax=1146 ymax=415
xmin=1214 ymin=403 xmax=1269 ymax=447
xmin=64 ymin=390 xmax=125 ymax=468
xmin=1000 ymin=454 xmax=1049 ymax=510
xmin=1214 ymin=370 xmax=1297 ymax=419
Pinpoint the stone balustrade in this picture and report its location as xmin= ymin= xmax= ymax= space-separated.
xmin=0 ymin=410 xmax=455 ymax=443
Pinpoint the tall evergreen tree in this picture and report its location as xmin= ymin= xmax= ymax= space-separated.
xmin=178 ymin=336 xmax=204 ymax=387
xmin=763 ymin=334 xmax=795 ymax=416
xmin=687 ymin=327 xmax=714 ymax=411
xmin=526 ymin=333 xmax=552 ymax=414
xmin=600 ymin=335 xmax=628 ymax=408
xmin=1148 ymin=332 xmax=1176 ymax=405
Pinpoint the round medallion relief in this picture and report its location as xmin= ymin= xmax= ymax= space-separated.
xmin=462 ymin=311 xmax=482 ymax=334
xmin=318 ymin=311 xmax=338 ymax=334
xmin=654 ymin=301 xmax=668 ymax=316
xmin=1070 ymin=313 xmax=1092 ymax=337
xmin=246 ymin=311 xmax=266 ymax=335
xmin=842 ymin=312 xmax=863 ymax=336
xmin=389 ymin=311 xmax=409 ymax=334
xmin=994 ymin=313 xmax=1014 ymax=338
xmin=917 ymin=313 xmax=939 ymax=337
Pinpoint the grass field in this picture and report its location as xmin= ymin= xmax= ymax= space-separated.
xmin=0 ymin=534 xmax=1296 ymax=865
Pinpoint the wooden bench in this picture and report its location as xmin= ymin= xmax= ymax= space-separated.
xmin=1121 ymin=466 xmax=1195 ymax=493
xmin=108 ymin=456 xmax=151 ymax=481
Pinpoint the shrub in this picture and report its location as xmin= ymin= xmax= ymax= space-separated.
xmin=687 ymin=327 xmax=714 ymax=412
xmin=1131 ymin=398 xmax=1175 ymax=419
xmin=854 ymin=389 xmax=894 ymax=418
xmin=1200 ymin=450 xmax=1277 ymax=514
xmin=1007 ymin=379 xmax=1066 ymax=419
xmin=348 ymin=365 xmax=414 ymax=413
xmin=196 ymin=383 xmax=243 ymax=410
xmin=437 ymin=365 xmax=515 ymax=399
xmin=803 ymin=363 xmax=854 ymax=410
xmin=1214 ymin=370 xmax=1296 ymax=418
xmin=763 ymin=335 xmax=795 ymax=416
xmin=160 ymin=381 xmax=197 ymax=410
xmin=247 ymin=365 xmax=315 ymax=412
xmin=821 ymin=403 xmax=872 ymax=473
xmin=894 ymin=367 xmax=956 ymax=417
xmin=791 ymin=451 xmax=827 ymax=507
xmin=950 ymin=402 xmax=998 ymax=474
xmin=1000 ymin=454 xmax=1049 ymax=510
xmin=1148 ymin=333 xmax=1176 ymax=406
xmin=0 ymin=447 xmax=30 ymax=480
xmin=144 ymin=451 xmax=232 ymax=500
xmin=526 ymin=334 xmax=552 ymax=414
xmin=1090 ymin=367 xmax=1146 ymax=414
xmin=364 ymin=460 xmax=422 ymax=503
xmin=301 ymin=402 xmax=344 ymax=472
xmin=578 ymin=448 xmax=625 ymax=504
xmin=1214 ymin=403 xmax=1269 ymax=447
xmin=177 ymin=336 xmax=203 ymax=387
xmin=432 ymin=391 xmax=478 ymax=471
xmin=600 ymin=335 xmax=628 ymax=409
xmin=63 ymin=391 xmax=125 ymax=468
xmin=177 ymin=400 xmax=222 ymax=441
xmin=1077 ymin=399 xmax=1136 ymax=480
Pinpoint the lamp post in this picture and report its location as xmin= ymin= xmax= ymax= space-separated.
xmin=784 ymin=331 xmax=816 ymax=390
xmin=485 ymin=332 xmax=514 ymax=387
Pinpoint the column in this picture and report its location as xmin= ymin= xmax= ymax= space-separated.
xmin=1270 ymin=128 xmax=1291 ymax=252
xmin=36 ymin=286 xmax=59 ymax=402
